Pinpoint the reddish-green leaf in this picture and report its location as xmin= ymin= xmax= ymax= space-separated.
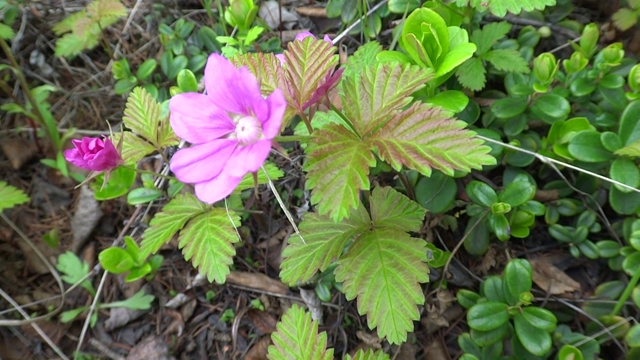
xmin=305 ymin=124 xmax=375 ymax=222
xmin=341 ymin=62 xmax=431 ymax=136
xmin=371 ymin=103 xmax=495 ymax=176
xmin=284 ymin=37 xmax=338 ymax=112
xmin=370 ymin=186 xmax=426 ymax=232
xmin=280 ymin=205 xmax=371 ymax=285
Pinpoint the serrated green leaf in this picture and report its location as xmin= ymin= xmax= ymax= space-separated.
xmin=472 ymin=22 xmax=512 ymax=55
xmin=55 ymin=33 xmax=94 ymax=58
xmin=52 ymin=11 xmax=87 ymax=35
xmin=455 ymin=0 xmax=556 ymax=17
xmin=456 ymin=57 xmax=486 ymax=91
xmin=344 ymin=349 xmax=390 ymax=360
xmin=139 ymin=194 xmax=207 ymax=259
xmin=371 ymin=103 xmax=495 ymax=177
xmin=0 ymin=181 xmax=29 ymax=211
xmin=88 ymin=0 xmax=127 ymax=20
xmin=178 ymin=208 xmax=240 ymax=283
xmin=267 ymin=304 xmax=334 ymax=360
xmin=305 ymin=124 xmax=375 ymax=222
xmin=280 ymin=205 xmax=370 ymax=285
xmin=342 ymin=41 xmax=383 ymax=82
xmin=112 ymin=132 xmax=156 ymax=165
xmin=335 ymin=228 xmax=429 ymax=344
xmin=0 ymin=23 xmax=15 ymax=40
xmin=370 ymin=186 xmax=426 ymax=232
xmin=484 ymin=49 xmax=530 ymax=73
xmin=284 ymin=37 xmax=339 ymax=112
xmin=342 ymin=62 xmax=431 ymax=136
xmin=613 ymin=8 xmax=638 ymax=31
xmin=122 ymin=87 xmax=161 ymax=147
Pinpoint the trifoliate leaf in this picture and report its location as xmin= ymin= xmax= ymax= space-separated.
xmin=335 ymin=228 xmax=429 ymax=344
xmin=342 ymin=41 xmax=383 ymax=82
xmin=122 ymin=87 xmax=161 ymax=147
xmin=471 ymin=21 xmax=512 ymax=55
xmin=52 ymin=11 xmax=87 ymax=35
xmin=284 ymin=37 xmax=339 ymax=112
xmin=483 ymin=49 xmax=530 ymax=74
xmin=371 ymin=102 xmax=495 ymax=177
xmin=267 ymin=304 xmax=334 ymax=360
xmin=140 ymin=194 xmax=208 ymax=259
xmin=345 ymin=349 xmax=391 ymax=360
xmin=370 ymin=186 xmax=426 ymax=232
xmin=456 ymin=57 xmax=486 ymax=91
xmin=54 ymin=33 xmax=94 ymax=58
xmin=0 ymin=23 xmax=15 ymax=40
xmin=613 ymin=8 xmax=638 ymax=31
xmin=0 ymin=181 xmax=29 ymax=211
xmin=56 ymin=251 xmax=94 ymax=292
xmin=280 ymin=205 xmax=371 ymax=285
xmin=454 ymin=0 xmax=556 ymax=17
xmin=341 ymin=62 xmax=431 ymax=136
xmin=88 ymin=0 xmax=127 ymax=21
xmin=178 ymin=208 xmax=240 ymax=283
xmin=305 ymin=124 xmax=376 ymax=222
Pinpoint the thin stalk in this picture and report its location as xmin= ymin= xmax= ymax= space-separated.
xmin=611 ymin=270 xmax=640 ymax=316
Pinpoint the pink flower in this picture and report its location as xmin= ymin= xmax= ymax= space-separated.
xmin=64 ymin=137 xmax=123 ymax=171
xmin=294 ymin=31 xmax=332 ymax=43
xmin=169 ymin=53 xmax=286 ymax=204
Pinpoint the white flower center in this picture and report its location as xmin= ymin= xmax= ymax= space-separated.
xmin=235 ymin=115 xmax=262 ymax=146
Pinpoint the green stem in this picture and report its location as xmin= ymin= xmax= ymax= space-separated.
xmin=299 ymin=110 xmax=314 ymax=134
xmin=274 ymin=135 xmax=312 ymax=143
xmin=0 ymin=37 xmax=49 ymax=136
xmin=611 ymin=269 xmax=640 ymax=316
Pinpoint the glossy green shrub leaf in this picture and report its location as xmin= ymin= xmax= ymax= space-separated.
xmin=426 ymin=90 xmax=469 ymax=113
xmin=557 ymin=345 xmax=583 ymax=360
xmin=610 ymin=187 xmax=640 ymax=215
xmin=491 ymin=96 xmax=528 ymax=119
xmin=620 ymin=100 xmax=640 ymax=146
xmin=92 ymin=166 xmax=136 ymax=200
xmin=457 ymin=289 xmax=481 ymax=309
xmin=514 ymin=313 xmax=552 ymax=356
xmin=482 ymin=276 xmax=506 ymax=303
xmin=530 ymin=93 xmax=570 ymax=124
xmin=500 ymin=178 xmax=535 ymax=207
xmin=610 ymin=157 xmax=640 ymax=193
xmin=136 ymin=59 xmax=157 ymax=81
xmin=520 ymin=307 xmax=557 ymax=332
xmin=597 ymin=240 xmax=622 ymax=258
xmin=601 ymin=131 xmax=623 ymax=152
xmin=463 ymin=215 xmax=490 ymax=256
xmin=491 ymin=213 xmax=511 ymax=241
xmin=568 ymin=131 xmax=613 ymax=162
xmin=577 ymin=240 xmax=600 ymax=259
xmin=633 ymin=286 xmax=640 ymax=308
xmin=176 ymin=69 xmax=198 ymax=93
xmin=466 ymin=181 xmax=498 ymax=207
xmin=99 ymin=247 xmax=135 ymax=273
xmin=415 ymin=171 xmax=457 ymax=213
xmin=470 ymin=324 xmax=509 ymax=347
xmin=467 ymin=302 xmax=509 ymax=331
xmin=623 ymin=251 xmax=640 ymax=275
xmin=388 ymin=0 xmax=420 ymax=14
xmin=503 ymin=259 xmax=533 ymax=305
xmin=127 ymin=187 xmax=163 ymax=205
xmin=626 ymin=324 xmax=640 ymax=348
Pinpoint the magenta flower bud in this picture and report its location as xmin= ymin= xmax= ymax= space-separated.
xmin=64 ymin=137 xmax=123 ymax=171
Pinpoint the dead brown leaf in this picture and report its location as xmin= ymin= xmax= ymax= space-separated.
xmin=244 ymin=336 xmax=271 ymax=360
xmin=530 ymin=257 xmax=581 ymax=295
xmin=226 ymin=271 xmax=289 ymax=295
xmin=247 ymin=309 xmax=278 ymax=334
xmin=295 ymin=6 xmax=327 ymax=17
xmin=70 ymin=186 xmax=103 ymax=252
xmin=424 ymin=337 xmax=451 ymax=360
xmin=0 ymin=137 xmax=37 ymax=170
xmin=126 ymin=336 xmax=172 ymax=360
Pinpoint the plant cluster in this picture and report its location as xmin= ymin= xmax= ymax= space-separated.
xmin=5 ymin=0 xmax=640 ymax=358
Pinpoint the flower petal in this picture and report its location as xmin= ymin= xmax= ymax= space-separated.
xmin=260 ymin=89 xmax=286 ymax=139
xmin=64 ymin=148 xmax=86 ymax=168
xmin=204 ymin=53 xmax=263 ymax=115
xmin=170 ymin=140 xmax=237 ymax=183
xmin=194 ymin=172 xmax=243 ymax=204
xmin=224 ymin=140 xmax=272 ymax=177
xmin=170 ymin=92 xmax=235 ymax=144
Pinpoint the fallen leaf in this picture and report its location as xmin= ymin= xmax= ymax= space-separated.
xmin=530 ymin=257 xmax=581 ymax=295
xmin=126 ymin=336 xmax=171 ymax=360
xmin=0 ymin=137 xmax=37 ymax=170
xmin=295 ymin=6 xmax=327 ymax=17
xmin=396 ymin=341 xmax=417 ymax=360
xmin=258 ymin=1 xmax=298 ymax=30
xmin=226 ymin=271 xmax=289 ymax=295
xmin=247 ymin=309 xmax=277 ymax=334
xmin=424 ymin=337 xmax=451 ymax=360
xmin=70 ymin=185 xmax=103 ymax=252
xmin=105 ymin=307 xmax=149 ymax=331
xmin=245 ymin=336 xmax=270 ymax=360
